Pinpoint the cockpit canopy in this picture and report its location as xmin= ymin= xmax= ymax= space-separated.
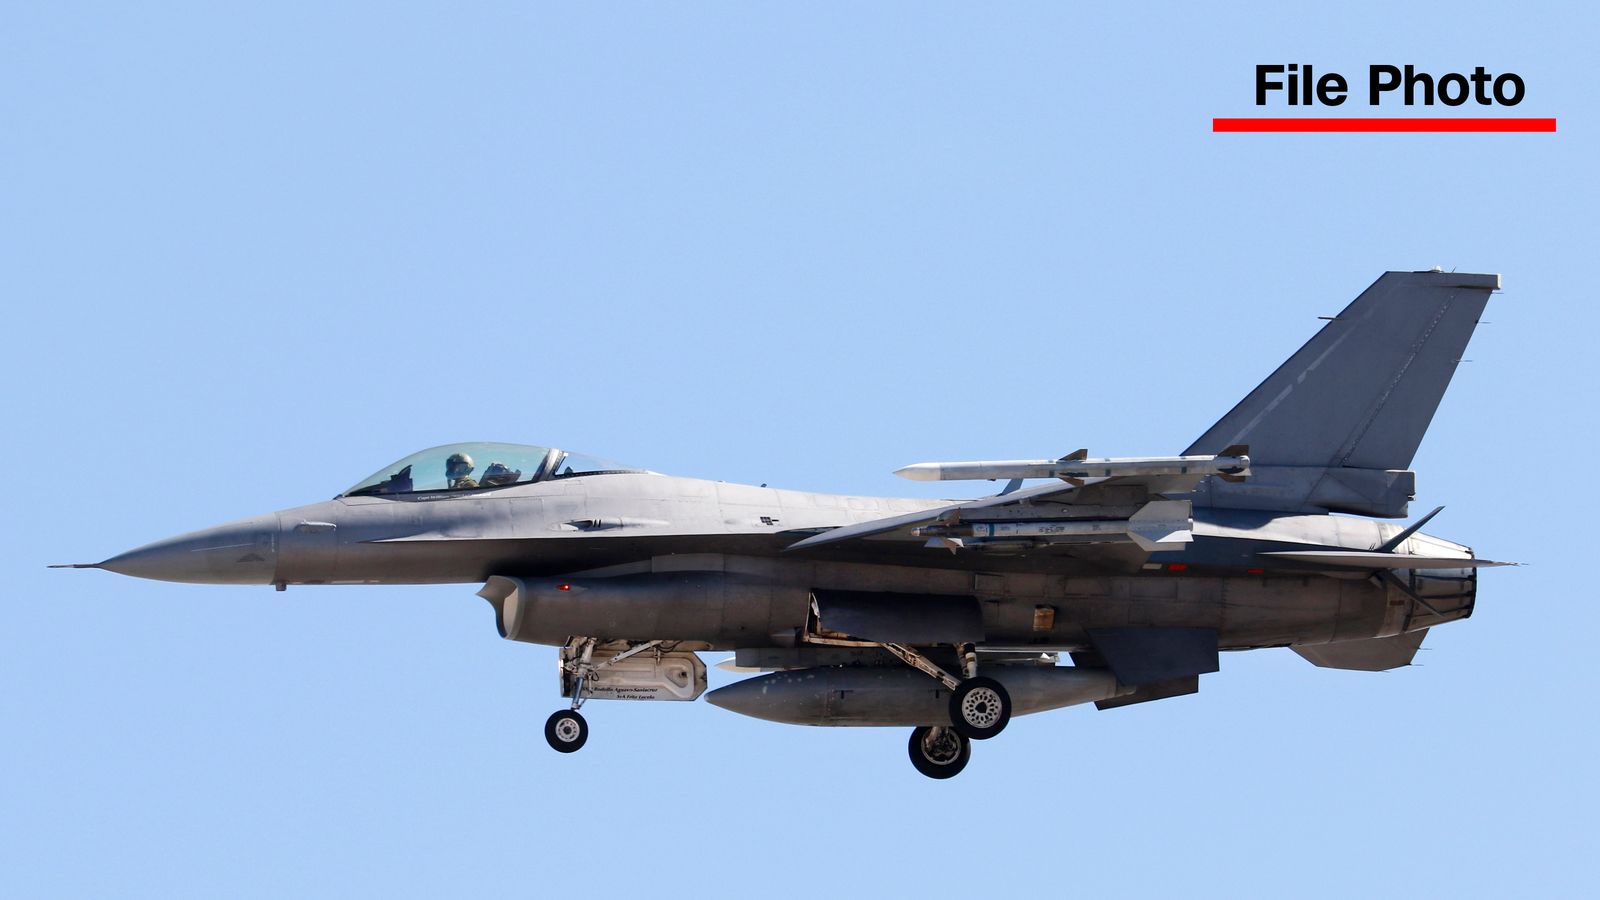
xmin=342 ymin=442 xmax=643 ymax=497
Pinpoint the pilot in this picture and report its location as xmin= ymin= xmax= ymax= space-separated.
xmin=481 ymin=462 xmax=522 ymax=487
xmin=445 ymin=452 xmax=479 ymax=489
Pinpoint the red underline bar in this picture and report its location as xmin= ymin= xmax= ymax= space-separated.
xmin=1213 ymin=117 xmax=1557 ymax=133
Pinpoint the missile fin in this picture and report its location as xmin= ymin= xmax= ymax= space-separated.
xmin=1127 ymin=500 xmax=1194 ymax=552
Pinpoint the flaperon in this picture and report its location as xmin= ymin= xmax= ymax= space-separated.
xmin=58 ymin=270 xmax=1512 ymax=779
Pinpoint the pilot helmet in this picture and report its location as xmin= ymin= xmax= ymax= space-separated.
xmin=445 ymin=452 xmax=475 ymax=480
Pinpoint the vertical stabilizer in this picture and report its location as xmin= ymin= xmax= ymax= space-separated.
xmin=1185 ymin=270 xmax=1497 ymax=516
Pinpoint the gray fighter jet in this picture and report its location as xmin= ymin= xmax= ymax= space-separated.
xmin=58 ymin=270 xmax=1512 ymax=778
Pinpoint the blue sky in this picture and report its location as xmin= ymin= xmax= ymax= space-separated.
xmin=4 ymin=3 xmax=1595 ymax=896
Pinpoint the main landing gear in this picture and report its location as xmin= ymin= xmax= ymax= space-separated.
xmin=903 ymin=664 xmax=1007 ymax=780
xmin=908 ymin=726 xmax=970 ymax=779
xmin=811 ymin=639 xmax=1014 ymax=745
xmin=890 ymin=644 xmax=1009 ymax=779
xmin=902 ymin=671 xmax=1007 ymax=780
xmin=949 ymin=675 xmax=1011 ymax=741
xmin=805 ymin=627 xmax=1012 ymax=778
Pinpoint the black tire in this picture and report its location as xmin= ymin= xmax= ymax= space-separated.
xmin=908 ymin=726 xmax=971 ymax=779
xmin=544 ymin=709 xmax=588 ymax=753
xmin=948 ymin=676 xmax=1011 ymax=740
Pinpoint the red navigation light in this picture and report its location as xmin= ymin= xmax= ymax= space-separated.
xmin=557 ymin=583 xmax=572 ymax=591
xmin=1166 ymin=563 xmax=1188 ymax=572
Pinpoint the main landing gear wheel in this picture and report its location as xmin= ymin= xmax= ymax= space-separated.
xmin=908 ymin=726 xmax=971 ymax=779
xmin=544 ymin=709 xmax=588 ymax=753
xmin=949 ymin=676 xmax=1011 ymax=741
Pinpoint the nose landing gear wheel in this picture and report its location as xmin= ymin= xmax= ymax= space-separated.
xmin=949 ymin=676 xmax=1011 ymax=740
xmin=544 ymin=709 xmax=588 ymax=753
xmin=908 ymin=726 xmax=971 ymax=779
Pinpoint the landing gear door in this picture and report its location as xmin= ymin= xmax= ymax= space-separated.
xmin=811 ymin=589 xmax=985 ymax=644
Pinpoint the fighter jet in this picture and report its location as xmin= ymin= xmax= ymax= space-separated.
xmin=57 ymin=270 xmax=1512 ymax=778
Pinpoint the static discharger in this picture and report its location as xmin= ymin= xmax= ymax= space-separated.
xmin=895 ymin=446 xmax=1251 ymax=486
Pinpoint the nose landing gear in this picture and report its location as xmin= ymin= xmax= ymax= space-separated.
xmin=544 ymin=709 xmax=588 ymax=752
xmin=540 ymin=637 xmax=709 ymax=754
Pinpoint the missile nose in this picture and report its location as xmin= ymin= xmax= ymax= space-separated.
xmin=98 ymin=513 xmax=280 ymax=585
xmin=894 ymin=463 xmax=941 ymax=482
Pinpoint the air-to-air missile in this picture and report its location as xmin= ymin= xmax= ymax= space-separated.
xmin=894 ymin=447 xmax=1252 ymax=485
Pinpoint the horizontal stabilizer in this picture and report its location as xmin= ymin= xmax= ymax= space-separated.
xmin=1260 ymin=551 xmax=1514 ymax=569
xmin=1293 ymin=630 xmax=1428 ymax=671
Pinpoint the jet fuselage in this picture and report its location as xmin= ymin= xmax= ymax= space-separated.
xmin=95 ymin=471 xmax=1476 ymax=654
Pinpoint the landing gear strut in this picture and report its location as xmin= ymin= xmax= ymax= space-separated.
xmin=876 ymin=640 xmax=1012 ymax=740
xmin=908 ymin=726 xmax=970 ymax=779
xmin=802 ymin=601 xmax=1013 ymax=770
xmin=804 ymin=636 xmax=1015 ymax=742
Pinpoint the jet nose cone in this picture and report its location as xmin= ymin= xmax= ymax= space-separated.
xmin=99 ymin=513 xmax=280 ymax=585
